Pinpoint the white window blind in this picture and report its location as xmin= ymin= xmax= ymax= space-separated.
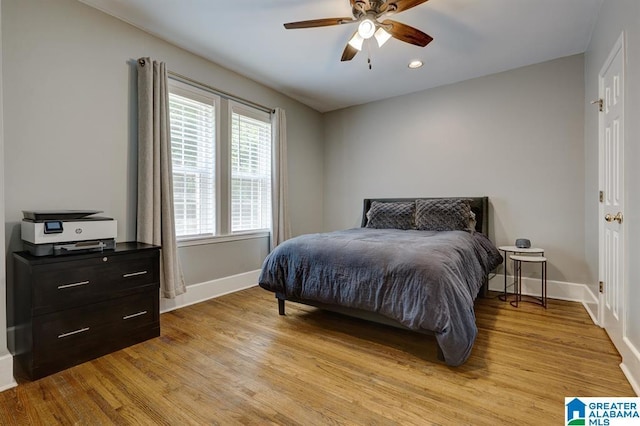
xmin=230 ymin=104 xmax=272 ymax=232
xmin=168 ymin=82 xmax=217 ymax=238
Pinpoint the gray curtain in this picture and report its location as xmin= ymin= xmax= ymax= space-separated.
xmin=270 ymin=107 xmax=291 ymax=250
xmin=137 ymin=57 xmax=186 ymax=298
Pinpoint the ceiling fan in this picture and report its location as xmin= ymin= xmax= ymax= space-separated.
xmin=283 ymin=0 xmax=433 ymax=62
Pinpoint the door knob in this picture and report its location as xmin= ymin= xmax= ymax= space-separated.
xmin=605 ymin=212 xmax=623 ymax=223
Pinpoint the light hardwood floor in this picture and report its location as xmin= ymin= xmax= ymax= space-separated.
xmin=0 ymin=286 xmax=634 ymax=425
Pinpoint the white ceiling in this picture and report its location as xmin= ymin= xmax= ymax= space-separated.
xmin=78 ymin=0 xmax=603 ymax=112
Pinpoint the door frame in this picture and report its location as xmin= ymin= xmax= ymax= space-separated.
xmin=598 ymin=32 xmax=626 ymax=334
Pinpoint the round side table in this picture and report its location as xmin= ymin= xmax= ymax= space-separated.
xmin=509 ymin=255 xmax=547 ymax=308
xmin=498 ymin=245 xmax=544 ymax=302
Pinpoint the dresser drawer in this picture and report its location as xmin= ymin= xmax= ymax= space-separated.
xmin=11 ymin=243 xmax=161 ymax=380
xmin=33 ymin=289 xmax=158 ymax=355
xmin=31 ymin=250 xmax=158 ymax=313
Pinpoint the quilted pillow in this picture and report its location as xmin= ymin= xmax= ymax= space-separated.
xmin=366 ymin=201 xmax=416 ymax=230
xmin=415 ymin=198 xmax=473 ymax=232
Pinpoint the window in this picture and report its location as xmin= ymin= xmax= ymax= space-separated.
xmin=230 ymin=103 xmax=272 ymax=232
xmin=168 ymin=78 xmax=272 ymax=241
xmin=168 ymin=81 xmax=218 ymax=238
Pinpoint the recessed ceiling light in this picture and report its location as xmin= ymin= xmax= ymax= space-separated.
xmin=408 ymin=60 xmax=423 ymax=69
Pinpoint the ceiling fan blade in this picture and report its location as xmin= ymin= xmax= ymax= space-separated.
xmin=386 ymin=0 xmax=429 ymax=15
xmin=341 ymin=42 xmax=359 ymax=62
xmin=382 ymin=19 xmax=433 ymax=47
xmin=284 ymin=17 xmax=353 ymax=29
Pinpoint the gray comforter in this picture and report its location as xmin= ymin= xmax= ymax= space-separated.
xmin=259 ymin=228 xmax=503 ymax=366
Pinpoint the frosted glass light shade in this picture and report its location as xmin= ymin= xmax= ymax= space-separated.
xmin=348 ymin=33 xmax=365 ymax=51
xmin=374 ymin=27 xmax=392 ymax=47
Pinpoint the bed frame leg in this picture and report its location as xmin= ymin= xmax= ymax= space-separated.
xmin=479 ymin=275 xmax=489 ymax=298
xmin=436 ymin=345 xmax=445 ymax=362
xmin=278 ymin=298 xmax=285 ymax=315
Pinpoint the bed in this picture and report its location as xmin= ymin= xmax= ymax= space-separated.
xmin=258 ymin=197 xmax=503 ymax=366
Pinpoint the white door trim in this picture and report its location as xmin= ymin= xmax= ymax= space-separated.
xmin=598 ymin=32 xmax=626 ymax=332
xmin=595 ymin=32 xmax=640 ymax=397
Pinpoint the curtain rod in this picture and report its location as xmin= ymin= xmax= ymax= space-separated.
xmin=167 ymin=71 xmax=274 ymax=114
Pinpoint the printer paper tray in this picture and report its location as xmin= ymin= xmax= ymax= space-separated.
xmin=23 ymin=239 xmax=116 ymax=257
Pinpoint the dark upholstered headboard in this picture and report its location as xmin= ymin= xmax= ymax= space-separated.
xmin=361 ymin=197 xmax=489 ymax=236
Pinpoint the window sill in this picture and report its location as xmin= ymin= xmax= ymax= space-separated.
xmin=177 ymin=231 xmax=270 ymax=248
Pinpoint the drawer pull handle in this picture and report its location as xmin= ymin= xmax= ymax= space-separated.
xmin=123 ymin=271 xmax=148 ymax=278
xmin=57 ymin=280 xmax=90 ymax=290
xmin=58 ymin=327 xmax=90 ymax=339
xmin=123 ymin=311 xmax=148 ymax=320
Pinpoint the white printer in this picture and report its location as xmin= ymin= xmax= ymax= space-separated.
xmin=21 ymin=210 xmax=117 ymax=256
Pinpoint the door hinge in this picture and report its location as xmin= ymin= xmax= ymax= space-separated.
xmin=599 ymin=191 xmax=604 ymax=203
xmin=599 ymin=281 xmax=604 ymax=293
xmin=591 ymin=98 xmax=603 ymax=112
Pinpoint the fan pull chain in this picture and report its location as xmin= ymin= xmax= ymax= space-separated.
xmin=366 ymin=39 xmax=372 ymax=70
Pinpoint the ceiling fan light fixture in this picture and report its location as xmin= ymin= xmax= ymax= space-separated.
xmin=408 ymin=60 xmax=424 ymax=69
xmin=348 ymin=33 xmax=365 ymax=51
xmin=374 ymin=27 xmax=392 ymax=47
xmin=357 ymin=18 xmax=376 ymax=39
xmin=282 ymin=0 xmax=433 ymax=64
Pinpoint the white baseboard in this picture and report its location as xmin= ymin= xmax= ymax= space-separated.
xmin=581 ymin=288 xmax=640 ymax=396
xmin=0 ymin=272 xmax=260 ymax=391
xmin=621 ymin=338 xmax=640 ymax=396
xmin=490 ymin=274 xmax=601 ymax=325
xmin=0 ymin=352 xmax=16 ymax=392
xmin=490 ymin=274 xmax=640 ymax=395
xmin=582 ymin=286 xmax=600 ymax=326
xmin=489 ymin=274 xmax=588 ymax=302
xmin=160 ymin=270 xmax=261 ymax=313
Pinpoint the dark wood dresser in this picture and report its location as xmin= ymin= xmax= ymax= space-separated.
xmin=10 ymin=242 xmax=160 ymax=380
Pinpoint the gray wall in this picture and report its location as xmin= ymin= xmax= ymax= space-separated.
xmin=0 ymin=0 xmax=7 ymax=375
xmin=1 ymin=0 xmax=324 ymax=292
xmin=584 ymin=0 xmax=640 ymax=353
xmin=323 ymin=54 xmax=587 ymax=284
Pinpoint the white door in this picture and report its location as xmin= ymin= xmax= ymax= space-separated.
xmin=599 ymin=34 xmax=625 ymax=348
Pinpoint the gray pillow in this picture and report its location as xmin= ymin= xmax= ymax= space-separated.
xmin=415 ymin=198 xmax=473 ymax=232
xmin=366 ymin=201 xmax=416 ymax=230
